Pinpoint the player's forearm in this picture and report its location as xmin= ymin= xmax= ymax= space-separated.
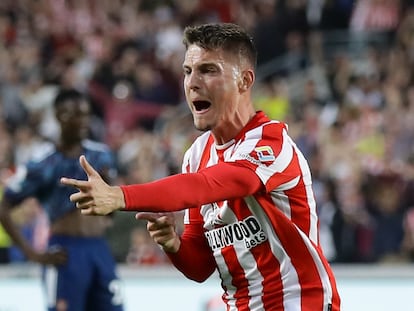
xmin=121 ymin=163 xmax=261 ymax=212
xmin=121 ymin=174 xmax=207 ymax=212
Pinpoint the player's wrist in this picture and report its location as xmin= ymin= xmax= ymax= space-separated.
xmin=112 ymin=186 xmax=126 ymax=211
xmin=161 ymin=234 xmax=181 ymax=253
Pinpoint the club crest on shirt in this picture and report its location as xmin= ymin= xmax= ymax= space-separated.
xmin=238 ymin=145 xmax=275 ymax=167
xmin=254 ymin=146 xmax=275 ymax=162
xmin=204 ymin=216 xmax=268 ymax=251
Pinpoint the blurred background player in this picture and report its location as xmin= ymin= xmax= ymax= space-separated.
xmin=0 ymin=88 xmax=123 ymax=311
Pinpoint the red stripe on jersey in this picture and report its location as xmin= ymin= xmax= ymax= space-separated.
xmin=257 ymin=196 xmax=325 ymax=310
xmin=330 ymin=278 xmax=341 ymax=311
xmin=282 ymin=151 xmax=311 ymax=235
xmin=285 ymin=178 xmax=311 ymax=236
xmin=229 ymin=199 xmax=285 ymax=310
xmin=250 ymin=241 xmax=284 ymax=310
xmin=222 ymin=247 xmax=250 ymax=311
xmin=284 ymin=186 xmax=311 ymax=237
xmin=230 ymin=199 xmax=253 ymax=220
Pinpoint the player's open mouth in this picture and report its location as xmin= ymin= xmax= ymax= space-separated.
xmin=193 ymin=100 xmax=211 ymax=112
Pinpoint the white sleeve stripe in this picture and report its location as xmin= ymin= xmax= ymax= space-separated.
xmin=270 ymin=191 xmax=292 ymax=219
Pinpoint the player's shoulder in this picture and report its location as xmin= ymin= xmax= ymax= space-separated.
xmin=29 ymin=141 xmax=57 ymax=163
xmin=9 ymin=141 xmax=56 ymax=186
xmin=182 ymin=131 xmax=212 ymax=167
xmin=186 ymin=131 xmax=212 ymax=154
xmin=82 ymin=139 xmax=112 ymax=154
xmin=193 ymin=131 xmax=212 ymax=146
xmin=81 ymin=139 xmax=116 ymax=169
xmin=245 ymin=119 xmax=287 ymax=141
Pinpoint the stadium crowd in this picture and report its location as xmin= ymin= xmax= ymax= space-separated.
xmin=0 ymin=0 xmax=414 ymax=265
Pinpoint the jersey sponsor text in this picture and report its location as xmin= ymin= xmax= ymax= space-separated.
xmin=204 ymin=216 xmax=267 ymax=251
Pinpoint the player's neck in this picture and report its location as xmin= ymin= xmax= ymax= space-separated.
xmin=58 ymin=140 xmax=83 ymax=158
xmin=212 ymin=107 xmax=256 ymax=145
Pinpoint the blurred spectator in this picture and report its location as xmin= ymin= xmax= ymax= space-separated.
xmin=402 ymin=152 xmax=414 ymax=211
xmin=20 ymin=75 xmax=60 ymax=142
xmin=362 ymin=172 xmax=406 ymax=262
xmin=0 ymin=190 xmax=11 ymax=263
xmin=311 ymin=152 xmax=340 ymax=262
xmin=253 ymin=77 xmax=290 ymax=121
xmin=0 ymin=61 xmax=28 ymax=133
xmin=0 ymin=227 xmax=11 ymax=263
xmin=252 ymin=0 xmax=287 ymax=65
xmin=0 ymin=127 xmax=13 ymax=263
xmin=350 ymin=0 xmax=401 ymax=33
xmin=400 ymin=153 xmax=414 ymax=260
xmin=402 ymin=208 xmax=414 ymax=260
xmin=318 ymin=0 xmax=355 ymax=30
xmin=116 ymin=128 xmax=174 ymax=183
xmin=88 ymin=79 xmax=166 ymax=149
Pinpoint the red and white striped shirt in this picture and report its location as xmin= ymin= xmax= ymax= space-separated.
xmin=181 ymin=111 xmax=340 ymax=311
xmin=121 ymin=111 xmax=341 ymax=311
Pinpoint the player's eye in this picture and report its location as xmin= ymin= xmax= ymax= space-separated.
xmin=203 ymin=66 xmax=217 ymax=73
xmin=183 ymin=67 xmax=191 ymax=75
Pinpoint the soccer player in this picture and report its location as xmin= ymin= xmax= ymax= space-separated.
xmin=0 ymin=89 xmax=123 ymax=311
xmin=61 ymin=23 xmax=341 ymax=311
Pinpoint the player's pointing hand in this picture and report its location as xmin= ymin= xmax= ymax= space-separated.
xmin=136 ymin=212 xmax=180 ymax=253
xmin=60 ymin=155 xmax=125 ymax=215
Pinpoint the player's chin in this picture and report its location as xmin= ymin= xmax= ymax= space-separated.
xmin=194 ymin=122 xmax=212 ymax=132
xmin=193 ymin=118 xmax=212 ymax=132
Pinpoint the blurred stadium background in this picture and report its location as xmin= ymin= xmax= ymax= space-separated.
xmin=1 ymin=0 xmax=414 ymax=310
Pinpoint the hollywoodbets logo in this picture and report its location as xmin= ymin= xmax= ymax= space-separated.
xmin=205 ymin=216 xmax=267 ymax=250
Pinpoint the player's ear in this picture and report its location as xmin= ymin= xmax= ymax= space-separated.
xmin=239 ymin=69 xmax=255 ymax=92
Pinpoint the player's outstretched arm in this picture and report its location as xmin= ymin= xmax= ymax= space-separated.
xmin=60 ymin=155 xmax=125 ymax=215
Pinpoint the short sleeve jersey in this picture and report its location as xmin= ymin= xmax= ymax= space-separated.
xmin=182 ymin=111 xmax=340 ymax=311
xmin=4 ymin=140 xmax=117 ymax=223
